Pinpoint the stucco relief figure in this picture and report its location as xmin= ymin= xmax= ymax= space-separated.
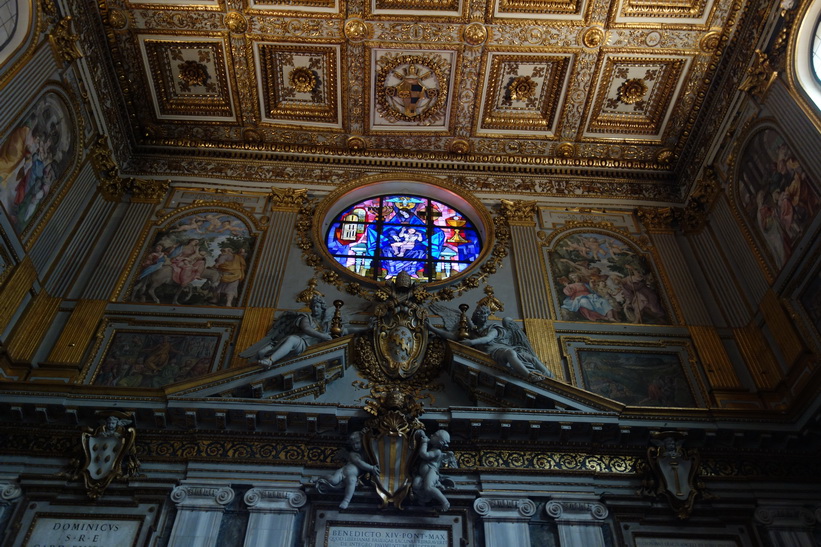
xmin=239 ymin=295 xmax=333 ymax=367
xmin=315 ymin=431 xmax=380 ymax=510
xmin=411 ymin=430 xmax=457 ymax=511
xmin=427 ymin=304 xmax=553 ymax=379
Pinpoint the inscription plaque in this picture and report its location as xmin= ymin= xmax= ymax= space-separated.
xmin=24 ymin=515 xmax=142 ymax=547
xmin=326 ymin=525 xmax=449 ymax=547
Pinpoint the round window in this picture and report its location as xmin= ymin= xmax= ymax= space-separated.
xmin=323 ymin=193 xmax=484 ymax=283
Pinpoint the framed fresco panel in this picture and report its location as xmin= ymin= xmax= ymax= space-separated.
xmin=549 ymin=231 xmax=671 ymax=325
xmin=735 ymin=127 xmax=820 ymax=271
xmin=574 ymin=348 xmax=698 ymax=408
xmin=128 ymin=210 xmax=254 ymax=306
xmin=0 ymin=91 xmax=76 ymax=234
xmin=92 ymin=331 xmax=220 ymax=388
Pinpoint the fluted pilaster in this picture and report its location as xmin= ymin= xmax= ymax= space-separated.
xmin=168 ymin=483 xmax=235 ymax=547
xmin=243 ymin=488 xmax=307 ymax=547
xmin=473 ymin=496 xmax=536 ymax=547
xmin=544 ymin=495 xmax=609 ymax=547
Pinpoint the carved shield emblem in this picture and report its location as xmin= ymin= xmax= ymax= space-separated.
xmin=363 ymin=428 xmax=416 ymax=509
xmin=81 ymin=430 xmax=131 ymax=497
xmin=374 ymin=315 xmax=427 ymax=379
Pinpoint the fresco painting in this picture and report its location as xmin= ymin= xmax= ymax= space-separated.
xmin=550 ymin=232 xmax=670 ymax=324
xmin=737 ymin=128 xmax=820 ymax=269
xmin=578 ymin=350 xmax=696 ymax=407
xmin=93 ymin=332 xmax=219 ymax=388
xmin=130 ymin=212 xmax=253 ymax=306
xmin=0 ymin=92 xmax=74 ymax=232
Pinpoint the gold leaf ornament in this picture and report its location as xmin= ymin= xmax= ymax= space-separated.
xmin=508 ymin=76 xmax=537 ymax=101
xmin=289 ymin=67 xmax=317 ymax=93
xmin=617 ymin=78 xmax=648 ymax=105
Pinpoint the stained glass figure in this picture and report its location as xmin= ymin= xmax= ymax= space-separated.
xmin=325 ymin=195 xmax=482 ymax=282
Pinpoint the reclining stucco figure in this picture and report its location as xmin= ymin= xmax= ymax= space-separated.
xmin=427 ymin=304 xmax=553 ymax=379
xmin=239 ymin=295 xmax=332 ymax=367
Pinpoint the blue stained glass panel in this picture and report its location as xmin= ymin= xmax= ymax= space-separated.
xmin=325 ymin=194 xmax=482 ymax=283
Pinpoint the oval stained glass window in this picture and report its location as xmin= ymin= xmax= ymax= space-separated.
xmin=324 ymin=194 xmax=483 ymax=283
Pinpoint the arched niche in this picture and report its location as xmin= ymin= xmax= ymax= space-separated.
xmin=731 ymin=124 xmax=820 ymax=273
xmin=0 ymin=87 xmax=78 ymax=236
xmin=545 ymin=227 xmax=672 ymax=325
xmin=124 ymin=204 xmax=260 ymax=307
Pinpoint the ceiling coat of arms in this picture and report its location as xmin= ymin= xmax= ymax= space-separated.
xmin=374 ymin=52 xmax=452 ymax=127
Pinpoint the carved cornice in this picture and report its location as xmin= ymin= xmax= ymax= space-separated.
xmin=754 ymin=505 xmax=816 ymax=527
xmin=636 ymin=168 xmax=722 ymax=234
xmin=680 ymin=166 xmax=722 ymax=233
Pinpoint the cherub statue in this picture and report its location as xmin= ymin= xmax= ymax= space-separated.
xmin=411 ymin=430 xmax=457 ymax=511
xmin=315 ymin=431 xmax=380 ymax=510
xmin=239 ymin=295 xmax=333 ymax=367
xmin=427 ymin=304 xmax=553 ymax=379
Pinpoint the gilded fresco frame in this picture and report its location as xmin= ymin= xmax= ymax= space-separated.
xmin=560 ymin=335 xmax=706 ymax=408
xmin=114 ymin=201 xmax=263 ymax=306
xmin=0 ymin=82 xmax=84 ymax=247
xmin=540 ymin=221 xmax=682 ymax=326
xmin=80 ymin=317 xmax=236 ymax=386
xmin=726 ymin=119 xmax=821 ymax=282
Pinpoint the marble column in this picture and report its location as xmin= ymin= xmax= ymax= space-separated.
xmin=473 ymin=496 xmax=536 ymax=547
xmin=754 ymin=504 xmax=816 ymax=547
xmin=0 ymin=480 xmax=22 ymax=532
xmin=243 ymin=488 xmax=307 ymax=547
xmin=168 ymin=483 xmax=235 ymax=547
xmin=545 ymin=495 xmax=608 ymax=547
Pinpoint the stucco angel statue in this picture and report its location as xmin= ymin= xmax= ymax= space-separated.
xmin=427 ymin=302 xmax=553 ymax=379
xmin=239 ymin=295 xmax=333 ymax=367
xmin=411 ymin=429 xmax=457 ymax=511
xmin=315 ymin=430 xmax=380 ymax=510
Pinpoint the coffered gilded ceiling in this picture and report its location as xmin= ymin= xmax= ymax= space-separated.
xmin=85 ymin=0 xmax=752 ymax=193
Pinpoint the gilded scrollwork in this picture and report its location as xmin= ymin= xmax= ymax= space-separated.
xmin=270 ymin=187 xmax=308 ymax=210
xmin=738 ymin=50 xmax=778 ymax=101
xmin=500 ymin=199 xmax=537 ymax=224
xmin=49 ymin=17 xmax=83 ymax=66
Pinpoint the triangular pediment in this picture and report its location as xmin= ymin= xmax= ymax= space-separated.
xmin=166 ymin=336 xmax=622 ymax=415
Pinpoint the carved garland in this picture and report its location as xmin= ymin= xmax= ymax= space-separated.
xmin=295 ymin=200 xmax=512 ymax=303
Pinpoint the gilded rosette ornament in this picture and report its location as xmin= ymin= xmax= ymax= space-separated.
xmin=224 ymin=11 xmax=248 ymax=34
xmin=373 ymin=272 xmax=429 ymax=379
xmin=345 ymin=18 xmax=370 ymax=42
xmin=582 ymin=27 xmax=605 ymax=48
xmin=463 ymin=23 xmax=487 ymax=46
